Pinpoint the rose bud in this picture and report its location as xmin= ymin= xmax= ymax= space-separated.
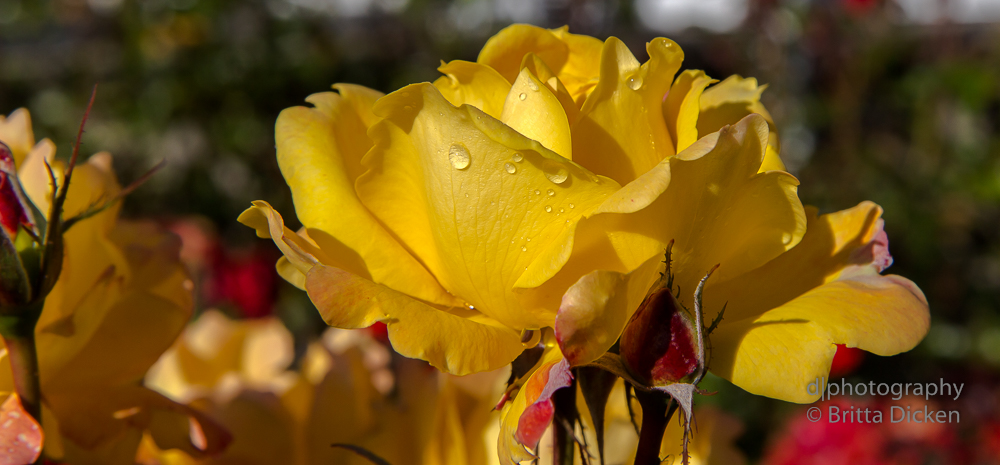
xmin=619 ymin=284 xmax=701 ymax=387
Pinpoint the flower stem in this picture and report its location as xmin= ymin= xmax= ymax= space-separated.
xmin=0 ymin=300 xmax=45 ymax=425
xmin=4 ymin=332 xmax=41 ymax=422
xmin=633 ymin=388 xmax=675 ymax=465
xmin=552 ymin=377 xmax=577 ymax=465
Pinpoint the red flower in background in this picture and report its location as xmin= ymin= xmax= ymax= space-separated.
xmin=830 ymin=344 xmax=866 ymax=377
xmin=844 ymin=0 xmax=879 ymax=15
xmin=765 ymin=394 xmax=1000 ymax=465
xmin=169 ymin=217 xmax=278 ymax=318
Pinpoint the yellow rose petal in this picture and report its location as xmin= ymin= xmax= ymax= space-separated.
xmin=434 ymin=60 xmax=511 ymax=119
xmin=274 ymin=84 xmax=459 ymax=306
xmin=306 ymin=265 xmax=524 ymax=375
xmin=662 ymin=69 xmax=717 ymax=153
xmin=572 ymin=37 xmax=683 ymax=185
xmin=356 ymin=83 xmax=619 ymax=329
xmin=501 ymin=68 xmax=573 ymax=159
xmin=0 ymin=108 xmax=35 ymax=168
xmin=478 ymin=24 xmax=603 ymax=104
xmin=707 ymin=202 xmax=929 ymax=403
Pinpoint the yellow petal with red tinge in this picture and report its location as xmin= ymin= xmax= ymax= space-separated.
xmin=306 ymin=265 xmax=524 ymax=375
xmin=707 ymin=203 xmax=929 ymax=403
xmin=554 ymin=255 xmax=662 ymax=366
xmin=498 ymin=346 xmax=570 ymax=465
xmin=274 ymin=84 xmax=458 ymax=307
xmin=356 ymin=83 xmax=619 ymax=330
xmin=572 ymin=37 xmax=683 ymax=185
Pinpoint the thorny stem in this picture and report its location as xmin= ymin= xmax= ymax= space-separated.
xmin=634 ymin=388 xmax=675 ymax=465
xmin=552 ymin=377 xmax=578 ymax=465
xmin=5 ymin=334 xmax=41 ymax=421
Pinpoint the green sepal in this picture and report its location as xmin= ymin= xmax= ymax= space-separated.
xmin=0 ymin=227 xmax=31 ymax=309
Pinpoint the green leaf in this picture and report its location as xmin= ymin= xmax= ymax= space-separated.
xmin=577 ymin=366 xmax=618 ymax=465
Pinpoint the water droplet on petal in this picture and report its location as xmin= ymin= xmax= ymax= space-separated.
xmin=464 ymin=193 xmax=469 ymax=198
xmin=504 ymin=162 xmax=517 ymax=174
xmin=403 ymin=105 xmax=413 ymax=111
xmin=544 ymin=206 xmax=552 ymax=213
xmin=534 ymin=189 xmax=541 ymax=195
xmin=569 ymin=203 xmax=575 ymax=209
xmin=544 ymin=165 xmax=569 ymax=184
xmin=782 ymin=233 xmax=793 ymax=245
xmin=448 ymin=144 xmax=471 ymax=170
xmin=527 ymin=80 xmax=539 ymax=91
xmin=547 ymin=189 xmax=555 ymax=197
xmin=559 ymin=208 xmax=564 ymax=213
xmin=526 ymin=237 xmax=531 ymax=242
xmin=521 ymin=246 xmax=527 ymax=252
xmin=518 ymin=93 xmax=527 ymax=101
xmin=627 ymin=75 xmax=643 ymax=90
xmin=512 ymin=152 xmax=523 ymax=162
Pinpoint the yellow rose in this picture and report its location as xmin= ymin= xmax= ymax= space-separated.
xmin=242 ymin=24 xmax=927 ymax=412
xmin=142 ymin=311 xmax=504 ymax=465
xmin=0 ymin=109 xmax=228 ymax=464
xmin=239 ymin=24 xmax=789 ymax=377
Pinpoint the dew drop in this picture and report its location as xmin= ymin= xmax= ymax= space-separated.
xmin=534 ymin=189 xmax=541 ymax=195
xmin=464 ymin=193 xmax=469 ymax=198
xmin=518 ymin=93 xmax=527 ymax=101
xmin=782 ymin=233 xmax=793 ymax=245
xmin=512 ymin=152 xmax=523 ymax=162
xmin=448 ymin=144 xmax=471 ymax=170
xmin=521 ymin=246 xmax=527 ymax=252
xmin=544 ymin=206 xmax=552 ymax=213
xmin=7 ymin=412 xmax=19 ymax=419
xmin=542 ymin=161 xmax=569 ymax=184
xmin=403 ymin=105 xmax=413 ymax=111
xmin=547 ymin=189 xmax=555 ymax=197
xmin=527 ymin=80 xmax=539 ymax=91
xmin=504 ymin=162 xmax=517 ymax=174
xmin=559 ymin=208 xmax=564 ymax=213
xmin=569 ymin=203 xmax=575 ymax=209
xmin=16 ymin=434 xmax=26 ymax=442
xmin=526 ymin=237 xmax=531 ymax=242
xmin=627 ymin=75 xmax=643 ymax=90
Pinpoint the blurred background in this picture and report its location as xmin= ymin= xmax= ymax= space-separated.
xmin=2 ymin=0 xmax=1000 ymax=463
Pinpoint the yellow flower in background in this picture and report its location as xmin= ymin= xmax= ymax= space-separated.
xmin=0 ymin=109 xmax=227 ymax=464
xmin=142 ymin=311 xmax=505 ymax=465
xmin=239 ymin=24 xmax=789 ymax=377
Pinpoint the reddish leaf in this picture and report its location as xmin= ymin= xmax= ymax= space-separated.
xmin=514 ymin=359 xmax=573 ymax=447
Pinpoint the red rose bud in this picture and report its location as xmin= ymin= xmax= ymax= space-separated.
xmin=0 ymin=142 xmax=36 ymax=241
xmin=620 ymin=286 xmax=700 ymax=387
